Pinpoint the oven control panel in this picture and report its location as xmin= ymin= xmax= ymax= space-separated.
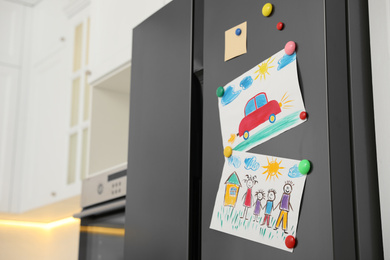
xmin=81 ymin=163 xmax=127 ymax=208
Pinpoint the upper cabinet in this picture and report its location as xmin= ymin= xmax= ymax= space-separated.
xmin=86 ymin=0 xmax=171 ymax=175
xmin=88 ymin=0 xmax=169 ymax=85
xmin=0 ymin=1 xmax=25 ymax=66
xmin=30 ymin=0 xmax=68 ymax=63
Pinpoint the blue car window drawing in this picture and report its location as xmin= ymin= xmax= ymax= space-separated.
xmin=255 ymin=94 xmax=267 ymax=109
xmin=245 ymin=99 xmax=256 ymax=116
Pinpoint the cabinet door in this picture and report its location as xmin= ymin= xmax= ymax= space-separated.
xmin=88 ymin=0 xmax=166 ymax=83
xmin=0 ymin=1 xmax=25 ymax=66
xmin=30 ymin=0 xmax=68 ymax=63
xmin=21 ymin=49 xmax=73 ymax=211
xmin=0 ymin=65 xmax=19 ymax=212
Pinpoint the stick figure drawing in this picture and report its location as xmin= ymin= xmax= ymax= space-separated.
xmin=253 ymin=190 xmax=265 ymax=222
xmin=274 ymin=181 xmax=294 ymax=233
xmin=261 ymin=189 xmax=276 ymax=227
xmin=241 ymin=175 xmax=258 ymax=220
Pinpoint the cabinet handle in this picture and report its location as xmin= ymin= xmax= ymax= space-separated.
xmin=60 ymin=37 xmax=66 ymax=42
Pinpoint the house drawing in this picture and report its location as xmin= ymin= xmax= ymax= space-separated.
xmin=224 ymin=171 xmax=242 ymax=207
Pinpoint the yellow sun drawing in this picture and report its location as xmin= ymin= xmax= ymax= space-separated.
xmin=262 ymin=157 xmax=285 ymax=181
xmin=254 ymin=57 xmax=275 ymax=80
xmin=278 ymin=92 xmax=294 ymax=109
xmin=228 ymin=134 xmax=236 ymax=144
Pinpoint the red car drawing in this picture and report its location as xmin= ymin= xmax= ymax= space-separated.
xmin=238 ymin=92 xmax=281 ymax=140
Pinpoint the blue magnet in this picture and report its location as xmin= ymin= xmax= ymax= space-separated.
xmin=235 ymin=28 xmax=242 ymax=36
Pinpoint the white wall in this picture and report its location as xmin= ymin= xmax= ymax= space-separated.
xmin=368 ymin=0 xmax=390 ymax=259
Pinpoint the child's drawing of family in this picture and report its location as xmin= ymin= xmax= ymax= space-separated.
xmin=227 ymin=174 xmax=294 ymax=234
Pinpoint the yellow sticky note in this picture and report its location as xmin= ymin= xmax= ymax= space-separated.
xmin=224 ymin=21 xmax=247 ymax=62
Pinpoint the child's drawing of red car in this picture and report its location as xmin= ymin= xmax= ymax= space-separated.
xmin=238 ymin=92 xmax=281 ymax=140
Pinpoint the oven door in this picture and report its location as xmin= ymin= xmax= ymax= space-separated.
xmin=74 ymin=198 xmax=126 ymax=260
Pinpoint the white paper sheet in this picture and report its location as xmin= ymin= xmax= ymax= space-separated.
xmin=210 ymin=151 xmax=307 ymax=252
xmin=218 ymin=49 xmax=306 ymax=152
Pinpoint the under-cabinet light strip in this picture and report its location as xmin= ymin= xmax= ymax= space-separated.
xmin=0 ymin=217 xmax=79 ymax=229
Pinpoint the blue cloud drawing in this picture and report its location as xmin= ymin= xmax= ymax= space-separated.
xmin=221 ymin=85 xmax=242 ymax=106
xmin=244 ymin=156 xmax=260 ymax=171
xmin=239 ymin=76 xmax=253 ymax=90
xmin=228 ymin=155 xmax=241 ymax=168
xmin=288 ymin=164 xmax=304 ymax=178
xmin=277 ymin=52 xmax=296 ymax=71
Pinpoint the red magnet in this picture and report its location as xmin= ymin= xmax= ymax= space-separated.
xmin=300 ymin=111 xmax=307 ymax=120
xmin=277 ymin=22 xmax=284 ymax=30
xmin=285 ymin=235 xmax=296 ymax=249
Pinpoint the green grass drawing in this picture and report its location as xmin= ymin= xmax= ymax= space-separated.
xmin=216 ymin=206 xmax=297 ymax=242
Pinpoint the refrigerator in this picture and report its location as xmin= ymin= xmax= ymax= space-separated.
xmin=124 ymin=0 xmax=384 ymax=259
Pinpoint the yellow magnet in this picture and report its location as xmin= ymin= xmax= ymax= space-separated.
xmin=224 ymin=146 xmax=233 ymax=158
xmin=262 ymin=3 xmax=273 ymax=17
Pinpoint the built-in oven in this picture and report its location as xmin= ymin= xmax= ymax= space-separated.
xmin=74 ymin=164 xmax=127 ymax=260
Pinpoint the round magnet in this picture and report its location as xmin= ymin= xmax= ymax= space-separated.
xmin=276 ymin=22 xmax=284 ymax=30
xmin=262 ymin=3 xmax=273 ymax=17
xmin=235 ymin=28 xmax=242 ymax=36
xmin=285 ymin=235 xmax=296 ymax=249
xmin=300 ymin=111 xmax=307 ymax=120
xmin=284 ymin=41 xmax=296 ymax=55
xmin=216 ymin=87 xmax=225 ymax=97
xmin=298 ymin=159 xmax=311 ymax=175
xmin=224 ymin=146 xmax=233 ymax=158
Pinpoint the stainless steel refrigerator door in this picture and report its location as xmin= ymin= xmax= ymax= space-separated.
xmin=202 ymin=0 xmax=363 ymax=259
xmin=124 ymin=1 xmax=193 ymax=259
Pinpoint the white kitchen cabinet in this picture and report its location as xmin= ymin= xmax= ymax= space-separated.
xmin=0 ymin=0 xmax=31 ymax=213
xmin=86 ymin=0 xmax=172 ymax=175
xmin=0 ymin=0 xmax=91 ymax=213
xmin=17 ymin=0 xmax=74 ymax=212
xmin=30 ymin=0 xmax=68 ymax=63
xmin=88 ymin=0 xmax=168 ymax=85
xmin=0 ymin=65 xmax=20 ymax=212
xmin=20 ymin=48 xmax=74 ymax=211
xmin=18 ymin=1 xmax=91 ymax=211
xmin=0 ymin=1 xmax=24 ymax=66
xmin=0 ymin=0 xmax=172 ymax=213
